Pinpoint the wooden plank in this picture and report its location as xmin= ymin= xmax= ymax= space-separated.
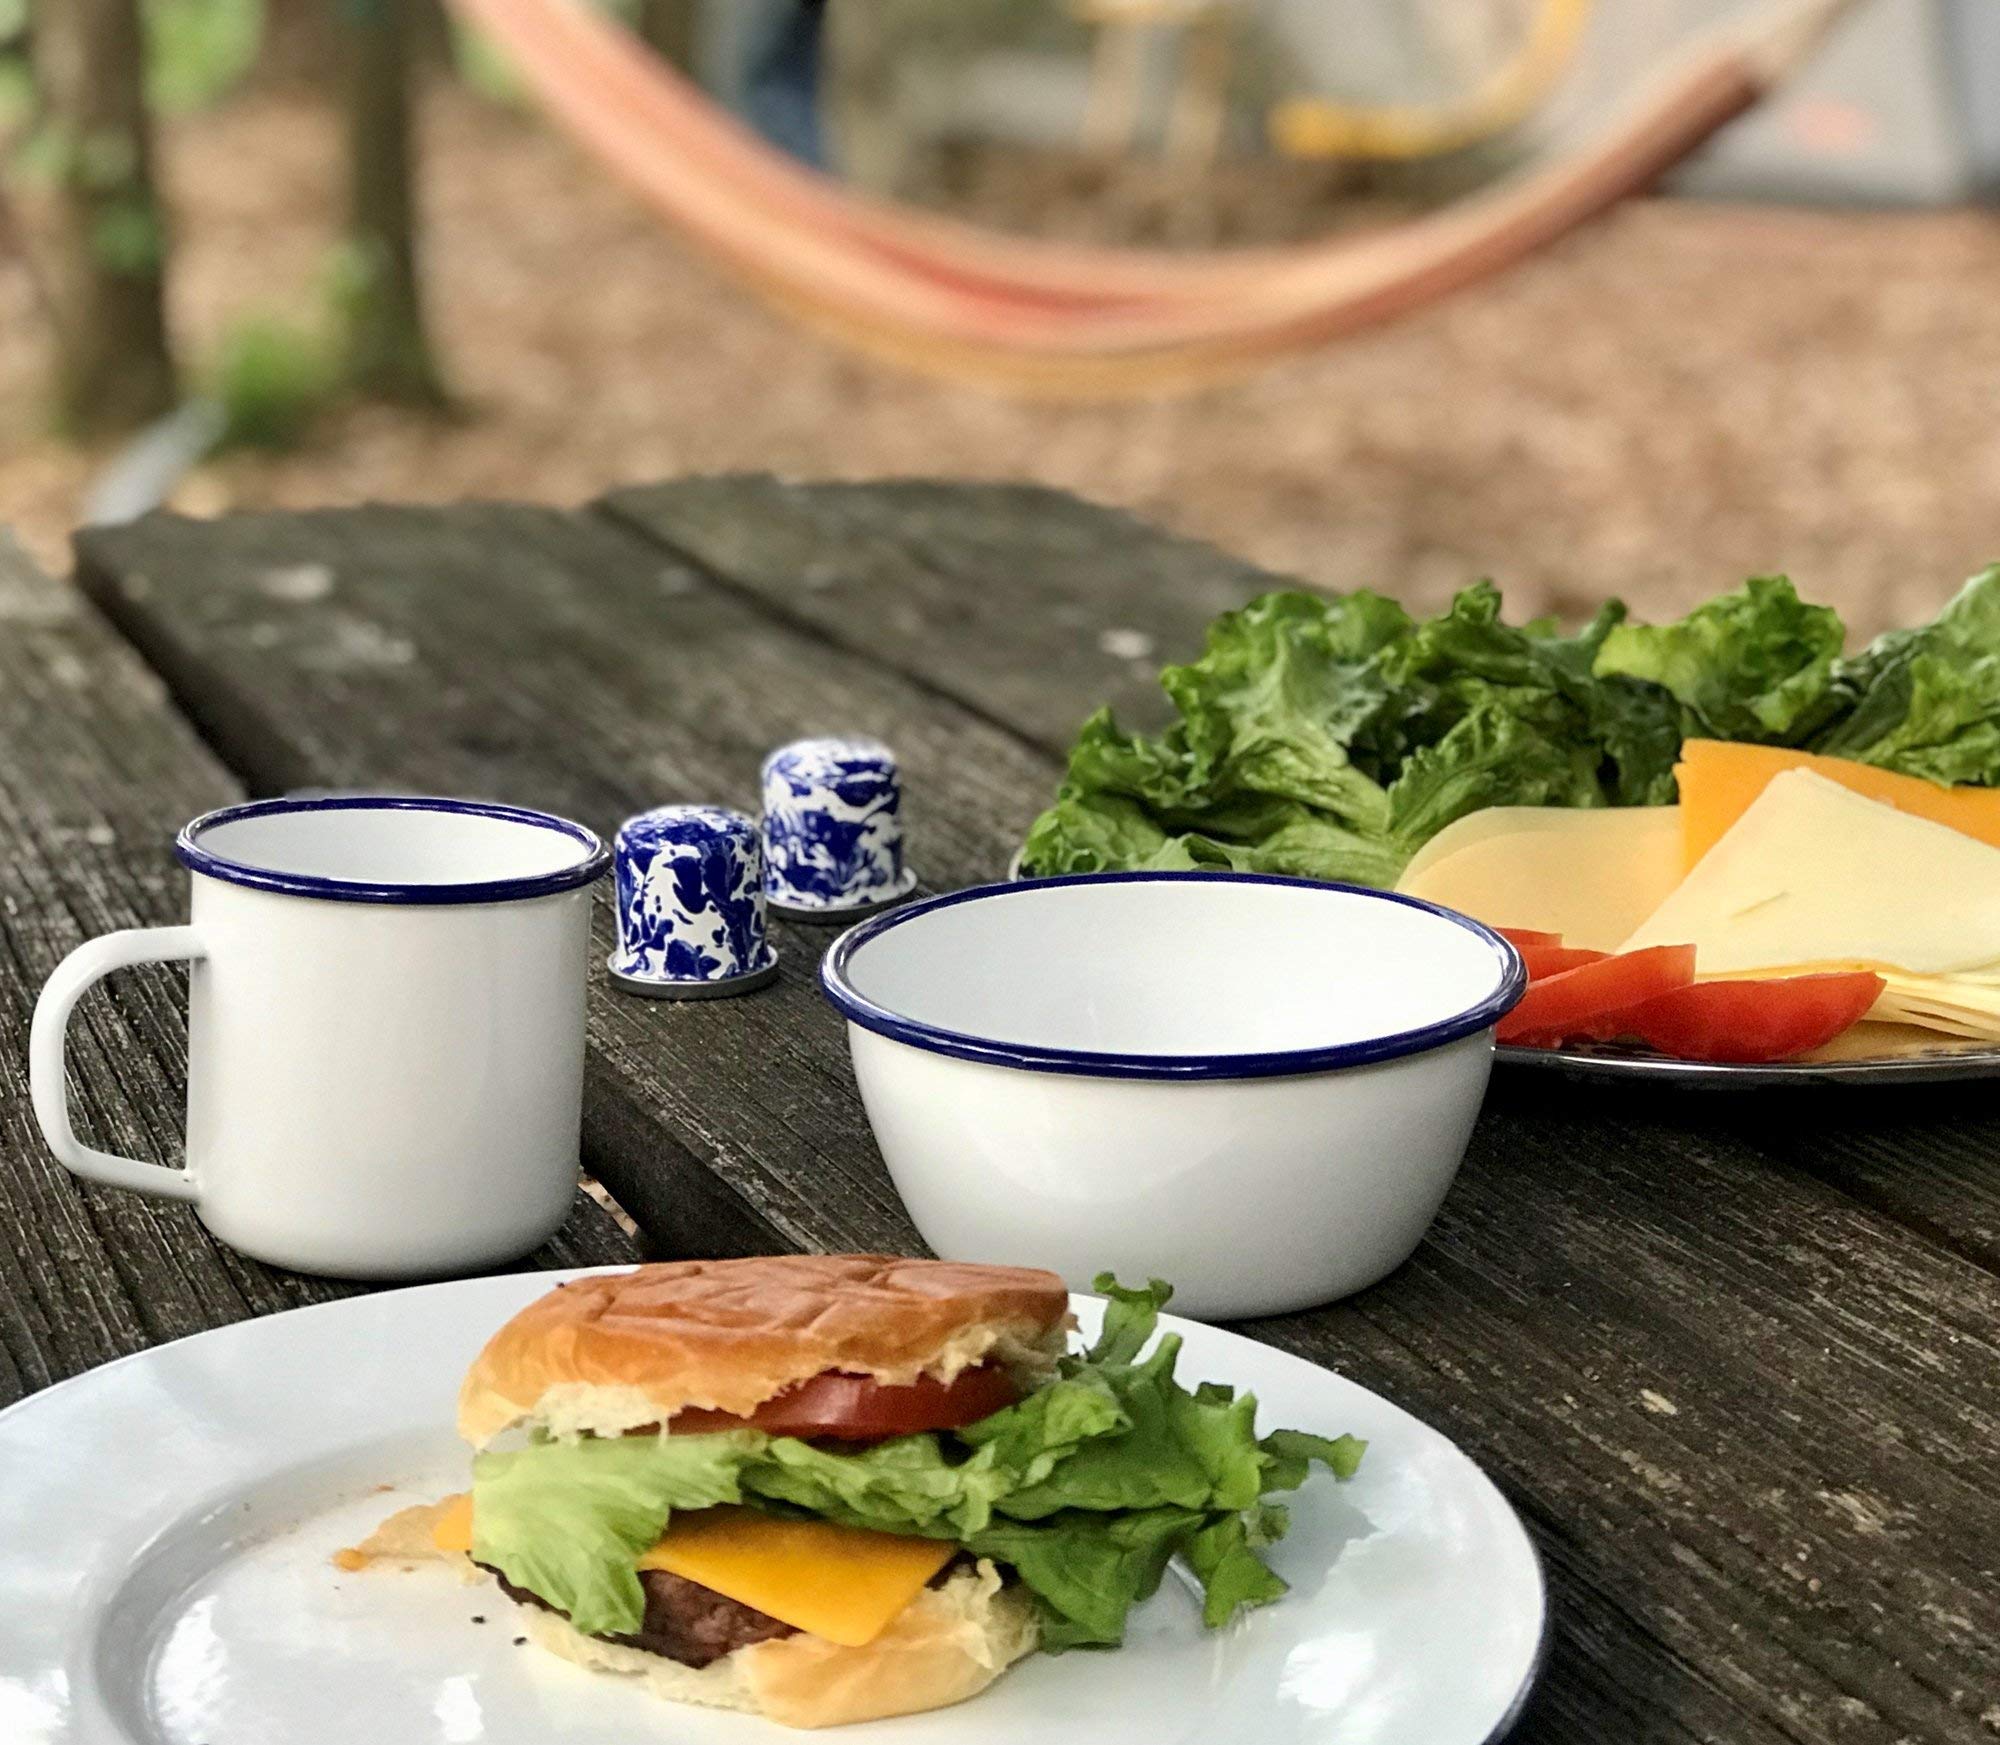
xmin=75 ymin=504 xmax=1043 ymax=1258
xmin=610 ymin=476 xmax=2000 ymax=1281
xmin=73 ymin=499 xmax=2000 ymax=1745
xmin=0 ymin=534 xmax=635 ymax=1408
xmin=603 ymin=474 xmax=1281 ymax=750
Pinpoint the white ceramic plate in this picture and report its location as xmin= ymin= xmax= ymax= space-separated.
xmin=0 ymin=1270 xmax=1546 ymax=1745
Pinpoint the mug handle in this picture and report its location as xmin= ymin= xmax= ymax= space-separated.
xmin=30 ymin=926 xmax=205 ymax=1202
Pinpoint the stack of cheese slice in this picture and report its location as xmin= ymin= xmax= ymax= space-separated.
xmin=1397 ymin=756 xmax=2000 ymax=1043
xmin=1620 ymin=768 xmax=2000 ymax=1039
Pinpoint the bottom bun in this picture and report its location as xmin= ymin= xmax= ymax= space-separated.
xmin=522 ymin=1559 xmax=1040 ymax=1730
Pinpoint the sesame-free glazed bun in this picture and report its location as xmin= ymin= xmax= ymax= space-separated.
xmin=458 ymin=1255 xmax=1073 ymax=1446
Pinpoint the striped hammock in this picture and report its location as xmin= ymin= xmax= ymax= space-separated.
xmin=443 ymin=0 xmax=1858 ymax=395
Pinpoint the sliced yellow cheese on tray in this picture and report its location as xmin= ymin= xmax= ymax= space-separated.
xmin=637 ymin=1508 xmax=955 ymax=1647
xmin=1677 ymin=739 xmax=2000 ymax=870
xmin=1804 ymin=1019 xmax=1990 ymax=1062
xmin=1395 ymin=805 xmax=1682 ymax=951
xmin=1621 ymin=769 xmax=2000 ymax=980
xmin=1867 ymin=975 xmax=2000 ymax=1038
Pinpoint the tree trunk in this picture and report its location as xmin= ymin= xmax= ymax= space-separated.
xmin=254 ymin=0 xmax=341 ymax=88
xmin=30 ymin=0 xmax=178 ymax=436
xmin=341 ymin=0 xmax=447 ymax=405
xmin=407 ymin=0 xmax=456 ymax=70
xmin=635 ymin=0 xmax=699 ymax=73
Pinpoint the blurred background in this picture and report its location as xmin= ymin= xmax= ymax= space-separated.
xmin=3 ymin=0 xmax=1996 ymax=634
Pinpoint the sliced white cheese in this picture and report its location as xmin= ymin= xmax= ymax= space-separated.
xmin=1396 ymin=805 xmax=1683 ymax=952
xmin=1620 ymin=769 xmax=2000 ymax=977
xmin=1871 ymin=974 xmax=2000 ymax=1038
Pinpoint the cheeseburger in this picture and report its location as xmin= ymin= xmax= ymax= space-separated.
xmin=343 ymin=1255 xmax=1362 ymax=1730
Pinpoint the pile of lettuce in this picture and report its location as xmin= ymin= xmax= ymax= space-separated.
xmin=469 ymin=1278 xmax=1363 ymax=1650
xmin=1021 ymin=565 xmax=2000 ymax=885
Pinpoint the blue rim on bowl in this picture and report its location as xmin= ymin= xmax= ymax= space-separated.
xmin=176 ymin=795 xmax=611 ymax=906
xmin=821 ymin=870 xmax=1527 ymax=1081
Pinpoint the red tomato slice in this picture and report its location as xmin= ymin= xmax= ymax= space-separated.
xmin=1494 ymin=927 xmax=1608 ymax=979
xmin=1605 ymin=972 xmax=1884 ymax=1063
xmin=667 ymin=1364 xmax=1019 ymax=1441
xmin=1515 ymin=942 xmax=1611 ymax=980
xmin=1496 ymin=945 xmax=1697 ymax=1043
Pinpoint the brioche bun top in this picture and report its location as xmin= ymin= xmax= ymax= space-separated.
xmin=457 ymin=1255 xmax=1073 ymax=1445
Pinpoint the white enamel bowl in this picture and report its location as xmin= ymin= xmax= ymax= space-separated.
xmin=822 ymin=873 xmax=1525 ymax=1319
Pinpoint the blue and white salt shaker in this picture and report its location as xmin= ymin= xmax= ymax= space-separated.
xmin=760 ymin=737 xmax=919 ymax=922
xmin=608 ymin=805 xmax=780 ymax=998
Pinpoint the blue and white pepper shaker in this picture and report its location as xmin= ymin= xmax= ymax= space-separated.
xmin=608 ymin=805 xmax=780 ymax=998
xmin=760 ymin=737 xmax=919 ymax=922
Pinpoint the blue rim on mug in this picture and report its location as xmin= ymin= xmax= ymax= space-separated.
xmin=176 ymin=795 xmax=611 ymax=906
xmin=821 ymin=870 xmax=1528 ymax=1081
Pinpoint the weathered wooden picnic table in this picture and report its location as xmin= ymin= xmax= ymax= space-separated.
xmin=5 ymin=479 xmax=1998 ymax=1745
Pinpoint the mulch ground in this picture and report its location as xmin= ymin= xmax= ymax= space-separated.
xmin=5 ymin=85 xmax=1998 ymax=642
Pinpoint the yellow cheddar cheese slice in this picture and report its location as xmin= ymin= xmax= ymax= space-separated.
xmin=1677 ymin=739 xmax=2000 ymax=870
xmin=637 ymin=1509 xmax=954 ymax=1648
xmin=1395 ymin=804 xmax=1683 ymax=951
xmin=436 ymin=1493 xmax=953 ymax=1649
xmin=431 ymin=1492 xmax=474 ymax=1553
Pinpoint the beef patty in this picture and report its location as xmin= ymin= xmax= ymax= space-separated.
xmin=491 ymin=1566 xmax=797 ymax=1668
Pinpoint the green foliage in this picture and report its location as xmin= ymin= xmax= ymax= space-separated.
xmin=325 ymin=244 xmax=442 ymax=404
xmin=323 ymin=236 xmax=379 ymax=318
xmin=75 ymin=127 xmax=142 ymax=189
xmin=10 ymin=122 xmax=74 ymax=185
xmin=144 ymin=0 xmax=263 ymax=115
xmin=206 ymin=313 xmax=336 ymax=449
xmin=452 ymin=16 xmax=527 ymax=104
xmin=0 ymin=0 xmax=29 ymax=132
xmin=0 ymin=60 xmax=28 ymax=133
xmin=89 ymin=201 xmax=167 ymax=273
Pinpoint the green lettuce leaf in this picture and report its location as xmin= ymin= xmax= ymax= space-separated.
xmin=467 ymin=1275 xmax=1364 ymax=1651
xmin=1811 ymin=565 xmax=2000 ymax=784
xmin=1591 ymin=575 xmax=1843 ymax=742
xmin=1260 ymin=1426 xmax=1367 ymax=1489
xmin=1160 ymin=590 xmax=1402 ymax=826
xmin=1018 ymin=784 xmax=1192 ymax=878
xmin=1182 ymin=1506 xmax=1291 ymax=1628
xmin=1020 ymin=580 xmax=1690 ymax=883
xmin=1081 ymin=1274 xmax=1176 ymax=1365
xmin=1383 ymin=700 xmax=1607 ymax=850
xmin=958 ymin=1506 xmax=1200 ymax=1650
xmin=1021 ymin=592 xmax=1413 ymax=883
xmin=470 ymin=1429 xmax=755 ymax=1638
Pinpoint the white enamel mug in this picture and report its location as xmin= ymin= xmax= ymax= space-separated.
xmin=30 ymin=796 xmax=610 ymax=1279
